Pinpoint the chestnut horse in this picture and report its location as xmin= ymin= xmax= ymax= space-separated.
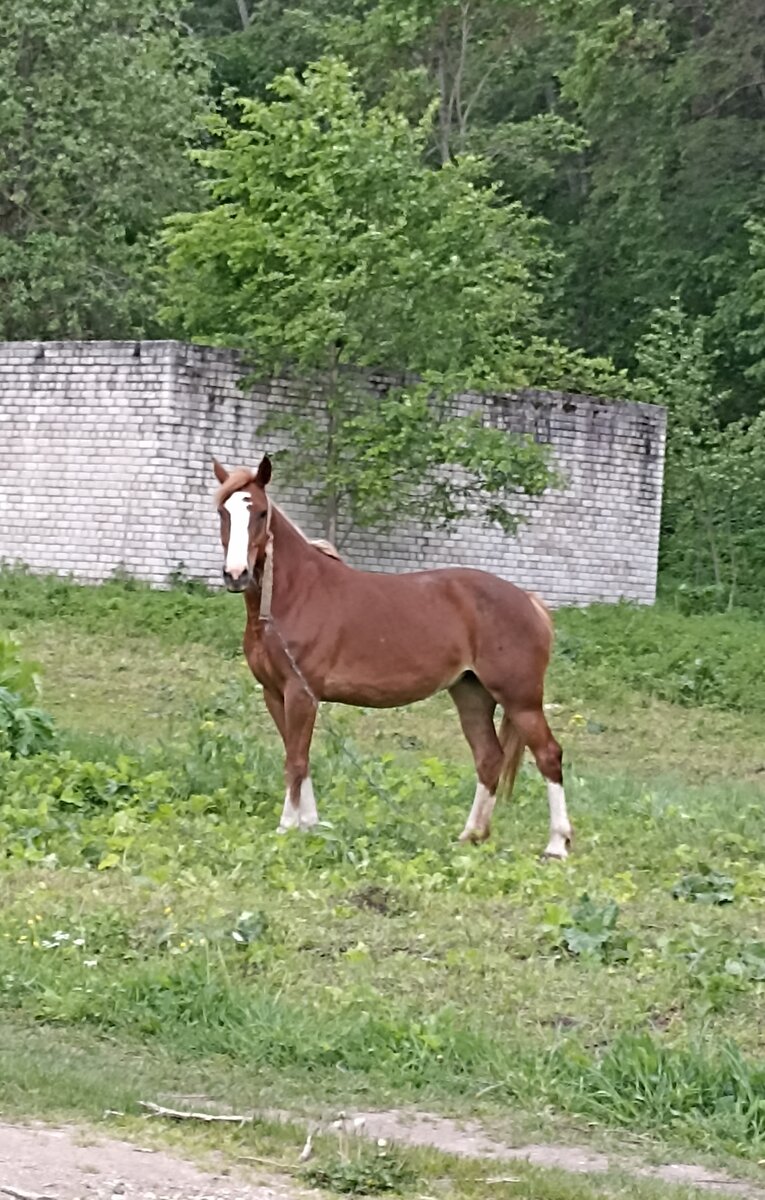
xmin=213 ymin=456 xmax=572 ymax=858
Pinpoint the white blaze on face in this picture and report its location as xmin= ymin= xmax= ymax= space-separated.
xmin=224 ymin=491 xmax=252 ymax=578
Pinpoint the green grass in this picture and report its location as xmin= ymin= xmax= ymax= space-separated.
xmin=0 ymin=1028 xmax=739 ymax=1200
xmin=1 ymin=569 xmax=765 ymax=1192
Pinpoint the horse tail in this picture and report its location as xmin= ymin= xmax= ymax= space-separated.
xmin=497 ymin=712 xmax=526 ymax=800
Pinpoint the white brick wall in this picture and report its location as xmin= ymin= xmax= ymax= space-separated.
xmin=0 ymin=340 xmax=666 ymax=606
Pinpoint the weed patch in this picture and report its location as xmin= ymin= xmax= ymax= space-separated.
xmin=541 ymin=895 xmax=634 ymax=963
xmin=672 ymin=867 xmax=736 ymax=905
xmin=552 ymin=603 xmax=765 ymax=712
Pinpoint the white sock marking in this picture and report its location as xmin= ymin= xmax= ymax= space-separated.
xmin=224 ymin=491 xmax=251 ymax=578
xmin=277 ymin=787 xmax=299 ymax=833
xmin=460 ymin=782 xmax=496 ymax=841
xmin=298 ymin=777 xmax=319 ymax=830
xmin=544 ymin=781 xmax=572 ymax=858
xmin=277 ymin=778 xmax=319 ymax=832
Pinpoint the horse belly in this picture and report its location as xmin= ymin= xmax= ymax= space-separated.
xmin=320 ymin=610 xmax=467 ymax=707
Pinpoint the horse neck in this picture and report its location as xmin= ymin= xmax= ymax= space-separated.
xmin=244 ymin=505 xmax=320 ymax=621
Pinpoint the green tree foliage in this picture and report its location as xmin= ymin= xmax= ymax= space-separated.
xmin=3 ymin=0 xmax=764 ymax=596
xmin=713 ymin=219 xmax=765 ymax=392
xmin=163 ymin=59 xmax=551 ymax=372
xmin=186 ymin=1 xmax=765 ymax=412
xmin=558 ymin=0 xmax=765 ymax=409
xmin=635 ymin=303 xmax=765 ymax=610
xmin=163 ymin=58 xmax=564 ymax=541
xmin=188 ymin=0 xmax=587 ymax=212
xmin=0 ymin=0 xmax=209 ymax=340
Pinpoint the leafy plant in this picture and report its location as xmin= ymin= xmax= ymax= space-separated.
xmin=724 ymin=943 xmax=765 ymax=983
xmin=0 ymin=633 xmax=42 ymax=701
xmin=551 ymin=601 xmax=765 ymax=713
xmin=303 ymin=1124 xmax=417 ymax=1195
xmin=0 ymin=688 xmax=55 ymax=758
xmin=542 ymin=894 xmax=633 ymax=963
xmin=230 ymin=909 xmax=269 ymax=946
xmin=0 ymin=635 xmax=55 ymax=757
xmin=672 ymin=867 xmax=735 ymax=905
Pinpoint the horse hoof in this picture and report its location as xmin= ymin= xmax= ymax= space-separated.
xmin=541 ymin=847 xmax=568 ymax=862
xmin=458 ymin=828 xmax=489 ymax=845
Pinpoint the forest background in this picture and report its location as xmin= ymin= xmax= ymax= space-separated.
xmin=3 ymin=0 xmax=764 ymax=604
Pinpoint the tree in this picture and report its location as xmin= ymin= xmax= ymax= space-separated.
xmin=634 ymin=302 xmax=765 ymax=610
xmin=183 ymin=0 xmax=343 ymax=100
xmin=0 ymin=0 xmax=209 ymax=340
xmin=557 ymin=0 xmax=765 ymax=407
xmin=163 ymin=58 xmax=567 ymax=543
xmin=315 ymin=0 xmax=585 ymax=196
xmin=208 ymin=1 xmax=585 ymax=204
xmin=712 ymin=218 xmax=765 ymax=392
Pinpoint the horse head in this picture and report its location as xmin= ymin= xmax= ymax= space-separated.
xmin=213 ymin=455 xmax=272 ymax=593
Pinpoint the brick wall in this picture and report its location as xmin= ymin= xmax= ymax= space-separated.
xmin=0 ymin=339 xmax=666 ymax=605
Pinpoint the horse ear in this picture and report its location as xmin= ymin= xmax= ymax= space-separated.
xmin=255 ymin=454 xmax=272 ymax=489
xmin=213 ymin=459 xmax=229 ymax=484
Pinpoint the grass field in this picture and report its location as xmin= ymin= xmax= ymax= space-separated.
xmin=1 ymin=568 xmax=764 ymax=1198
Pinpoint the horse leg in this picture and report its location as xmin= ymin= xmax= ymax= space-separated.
xmin=449 ymin=675 xmax=504 ymax=844
xmin=262 ymin=688 xmax=298 ymax=832
xmin=279 ymin=683 xmax=319 ymax=833
xmin=508 ymin=707 xmax=572 ymax=859
xmin=263 ymin=687 xmax=286 ymax=739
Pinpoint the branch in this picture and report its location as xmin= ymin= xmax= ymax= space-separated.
xmin=461 ymin=45 xmax=514 ymax=129
xmin=453 ymin=1 xmax=472 ymax=141
xmin=1 ymin=1189 xmax=58 ymax=1200
xmin=462 ymin=14 xmax=538 ymax=129
xmin=139 ymin=1100 xmax=252 ymax=1124
xmin=234 ymin=0 xmax=252 ymax=30
xmin=696 ymin=79 xmax=765 ymax=118
xmin=435 ymin=12 xmax=456 ymax=164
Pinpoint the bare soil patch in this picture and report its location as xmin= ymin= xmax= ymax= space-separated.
xmin=0 ymin=1122 xmax=302 ymax=1200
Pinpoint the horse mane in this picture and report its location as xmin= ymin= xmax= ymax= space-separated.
xmin=214 ymin=468 xmax=343 ymax=561
xmin=275 ymin=504 xmax=343 ymax=561
xmin=308 ymin=537 xmax=342 ymax=561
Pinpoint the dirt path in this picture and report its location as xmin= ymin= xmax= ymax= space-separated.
xmin=0 ymin=1122 xmax=302 ymax=1200
xmin=349 ymin=1108 xmax=764 ymax=1196
xmin=1 ymin=1112 xmax=762 ymax=1200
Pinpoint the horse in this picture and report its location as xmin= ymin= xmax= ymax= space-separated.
xmin=213 ymin=455 xmax=573 ymax=858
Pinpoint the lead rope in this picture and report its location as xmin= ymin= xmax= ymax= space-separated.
xmin=258 ymin=499 xmax=275 ymax=622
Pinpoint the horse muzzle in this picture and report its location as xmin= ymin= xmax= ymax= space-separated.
xmin=222 ymin=568 xmax=251 ymax=593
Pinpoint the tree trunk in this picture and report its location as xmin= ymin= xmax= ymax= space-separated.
xmin=234 ymin=0 xmax=250 ymax=30
xmin=436 ymin=54 xmax=452 ymax=164
xmin=697 ymin=485 xmax=723 ymax=593
xmin=325 ymin=457 xmax=339 ymax=546
xmin=324 ymin=349 xmax=340 ymax=544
